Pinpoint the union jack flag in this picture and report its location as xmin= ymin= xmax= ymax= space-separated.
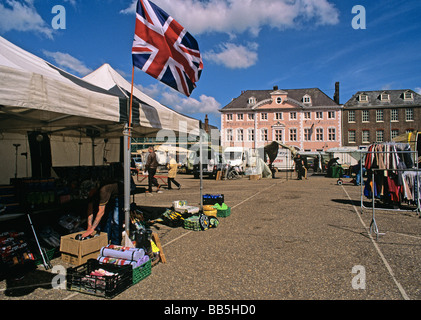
xmin=132 ymin=0 xmax=203 ymax=97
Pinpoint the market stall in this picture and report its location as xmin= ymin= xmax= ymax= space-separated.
xmin=0 ymin=36 xmax=200 ymax=284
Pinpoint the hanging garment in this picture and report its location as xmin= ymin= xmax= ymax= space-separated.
xmin=387 ymin=175 xmax=400 ymax=203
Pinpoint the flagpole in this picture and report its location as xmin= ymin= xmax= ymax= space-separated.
xmin=124 ymin=66 xmax=135 ymax=237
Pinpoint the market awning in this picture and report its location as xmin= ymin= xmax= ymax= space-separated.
xmin=83 ymin=63 xmax=200 ymax=137
xmin=0 ymin=36 xmax=127 ymax=138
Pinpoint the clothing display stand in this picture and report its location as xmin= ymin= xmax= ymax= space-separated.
xmin=359 ymin=144 xmax=420 ymax=240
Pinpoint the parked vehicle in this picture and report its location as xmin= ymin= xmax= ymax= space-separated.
xmin=190 ymin=146 xmax=225 ymax=179
xmin=132 ymin=157 xmax=143 ymax=171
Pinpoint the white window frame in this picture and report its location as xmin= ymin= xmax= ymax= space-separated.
xmin=376 ymin=130 xmax=384 ymax=143
xmin=376 ymin=109 xmax=384 ymax=122
xmin=348 ymin=110 xmax=355 ymax=123
xmin=261 ymin=128 xmax=268 ymax=141
xmin=390 ymin=109 xmax=398 ymax=122
xmin=328 ymin=128 xmax=336 ymax=141
xmin=362 ymin=130 xmax=370 ymax=143
xmin=248 ymin=128 xmax=254 ymax=142
xmin=226 ymin=129 xmax=233 ymax=141
xmin=316 ymin=128 xmax=323 ymax=141
xmin=237 ymin=128 xmax=244 ymax=142
xmin=404 ymin=91 xmax=413 ymax=101
xmin=406 ymin=108 xmax=414 ymax=121
xmin=304 ymin=128 xmax=312 ymax=141
xmin=362 ymin=110 xmax=369 ymax=122
xmin=289 ymin=128 xmax=297 ymax=142
xmin=348 ymin=130 xmax=356 ymax=144
xmin=275 ymin=129 xmax=283 ymax=142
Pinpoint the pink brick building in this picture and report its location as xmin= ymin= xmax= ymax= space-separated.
xmin=220 ymin=86 xmax=342 ymax=152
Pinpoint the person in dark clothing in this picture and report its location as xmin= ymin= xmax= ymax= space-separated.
xmin=82 ymin=181 xmax=123 ymax=244
xmin=294 ymin=154 xmax=305 ymax=180
xmin=313 ymin=156 xmax=320 ymax=173
xmin=145 ymin=146 xmax=161 ymax=193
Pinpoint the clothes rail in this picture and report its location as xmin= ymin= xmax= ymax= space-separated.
xmin=358 ymin=146 xmax=419 ymax=240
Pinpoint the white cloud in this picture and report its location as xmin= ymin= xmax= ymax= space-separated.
xmin=134 ymin=0 xmax=340 ymax=36
xmin=203 ymin=42 xmax=259 ymax=69
xmin=43 ymin=51 xmax=92 ymax=76
xmin=134 ymin=81 xmax=221 ymax=115
xmin=173 ymin=94 xmax=221 ymax=115
xmin=121 ymin=0 xmax=339 ymax=70
xmin=415 ymin=88 xmax=421 ymax=95
xmin=120 ymin=0 xmax=137 ymax=15
xmin=0 ymin=0 xmax=53 ymax=38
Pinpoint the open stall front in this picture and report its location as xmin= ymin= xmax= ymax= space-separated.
xmin=0 ymin=36 xmax=199 ymax=274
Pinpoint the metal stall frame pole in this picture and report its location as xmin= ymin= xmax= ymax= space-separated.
xmin=125 ymin=66 xmax=135 ymax=237
xmin=369 ymin=170 xmax=384 ymax=240
xmin=199 ymin=121 xmax=203 ymax=211
xmin=123 ymin=124 xmax=131 ymax=236
xmin=26 ymin=209 xmax=52 ymax=270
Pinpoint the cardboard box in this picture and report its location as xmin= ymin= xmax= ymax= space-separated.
xmin=60 ymin=231 xmax=108 ymax=265
xmin=249 ymin=174 xmax=261 ymax=180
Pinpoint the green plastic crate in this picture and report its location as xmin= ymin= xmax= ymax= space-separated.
xmin=217 ymin=207 xmax=231 ymax=218
xmin=132 ymin=259 xmax=151 ymax=285
xmin=34 ymin=248 xmax=56 ymax=266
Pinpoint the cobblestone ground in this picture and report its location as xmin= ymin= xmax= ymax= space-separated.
xmin=1 ymin=172 xmax=420 ymax=302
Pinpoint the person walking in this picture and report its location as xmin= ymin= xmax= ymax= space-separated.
xmin=145 ymin=146 xmax=161 ymax=193
xmin=167 ymin=154 xmax=181 ymax=190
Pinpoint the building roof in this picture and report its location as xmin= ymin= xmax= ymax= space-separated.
xmin=343 ymin=89 xmax=421 ymax=108
xmin=220 ymin=88 xmax=339 ymax=112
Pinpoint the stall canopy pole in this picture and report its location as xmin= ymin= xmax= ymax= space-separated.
xmin=199 ymin=121 xmax=203 ymax=210
xmin=124 ymin=66 xmax=135 ymax=236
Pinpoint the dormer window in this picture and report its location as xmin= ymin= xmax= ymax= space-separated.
xmin=403 ymin=91 xmax=414 ymax=101
xmin=303 ymin=95 xmax=311 ymax=104
xmin=380 ymin=93 xmax=390 ymax=102
xmin=359 ymin=94 xmax=368 ymax=102
xmin=248 ymin=97 xmax=256 ymax=104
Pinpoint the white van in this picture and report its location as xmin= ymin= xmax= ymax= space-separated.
xmin=223 ymin=147 xmax=247 ymax=168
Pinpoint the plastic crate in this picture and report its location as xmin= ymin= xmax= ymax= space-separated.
xmin=34 ymin=248 xmax=56 ymax=266
xmin=66 ymin=259 xmax=132 ymax=299
xmin=217 ymin=207 xmax=231 ymax=218
xmin=132 ymin=259 xmax=152 ymax=285
xmin=183 ymin=216 xmax=202 ymax=231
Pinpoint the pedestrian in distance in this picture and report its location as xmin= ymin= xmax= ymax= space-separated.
xmin=145 ymin=146 xmax=162 ymax=193
xmin=167 ymin=154 xmax=181 ymax=190
xmin=294 ymin=154 xmax=305 ymax=180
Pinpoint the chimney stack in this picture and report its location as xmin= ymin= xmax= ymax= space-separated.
xmin=273 ymin=85 xmax=278 ymax=90
xmin=334 ymin=82 xmax=340 ymax=104
xmin=204 ymin=114 xmax=209 ymax=133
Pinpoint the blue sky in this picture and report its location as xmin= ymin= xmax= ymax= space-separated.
xmin=1 ymin=0 xmax=420 ymax=129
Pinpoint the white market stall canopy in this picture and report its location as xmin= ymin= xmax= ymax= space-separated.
xmin=83 ymin=63 xmax=200 ymax=137
xmin=0 ymin=37 xmax=124 ymax=138
xmin=0 ymin=36 xmax=200 ymax=139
